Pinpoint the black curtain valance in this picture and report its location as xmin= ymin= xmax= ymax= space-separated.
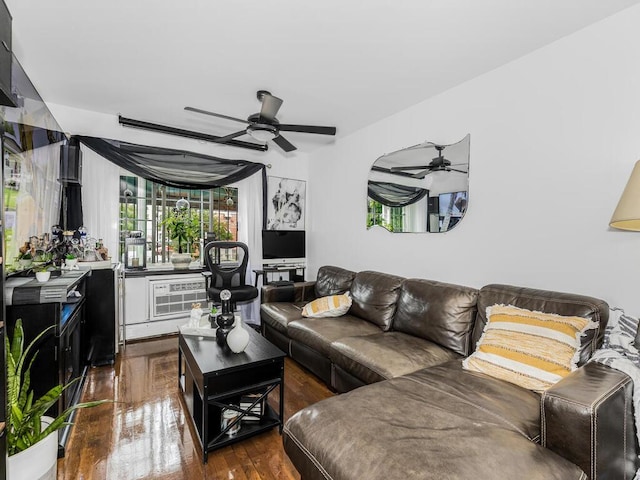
xmin=73 ymin=135 xmax=265 ymax=189
xmin=72 ymin=135 xmax=267 ymax=227
xmin=367 ymin=181 xmax=429 ymax=207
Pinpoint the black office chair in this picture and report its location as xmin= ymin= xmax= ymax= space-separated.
xmin=203 ymin=241 xmax=258 ymax=310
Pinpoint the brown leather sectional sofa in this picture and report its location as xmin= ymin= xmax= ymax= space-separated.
xmin=260 ymin=266 xmax=639 ymax=479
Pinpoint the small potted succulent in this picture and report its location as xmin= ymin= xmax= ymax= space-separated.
xmin=34 ymin=265 xmax=51 ymax=283
xmin=17 ymin=252 xmax=33 ymax=270
xmin=65 ymin=253 xmax=78 ymax=269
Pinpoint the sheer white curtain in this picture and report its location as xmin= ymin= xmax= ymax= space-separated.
xmin=80 ymin=147 xmax=120 ymax=260
xmin=233 ymin=172 xmax=264 ymax=326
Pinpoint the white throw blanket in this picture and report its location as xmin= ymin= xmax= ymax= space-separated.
xmin=590 ymin=307 xmax=640 ymax=480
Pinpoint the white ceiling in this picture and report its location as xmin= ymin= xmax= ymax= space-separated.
xmin=5 ymin=0 xmax=640 ymax=154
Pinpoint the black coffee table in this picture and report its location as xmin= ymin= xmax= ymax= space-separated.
xmin=178 ymin=326 xmax=286 ymax=462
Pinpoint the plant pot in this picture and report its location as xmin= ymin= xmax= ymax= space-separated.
xmin=18 ymin=258 xmax=32 ymax=269
xmin=65 ymin=258 xmax=78 ymax=268
xmin=7 ymin=416 xmax=57 ymax=480
xmin=171 ymin=253 xmax=192 ymax=270
xmin=35 ymin=271 xmax=51 ymax=283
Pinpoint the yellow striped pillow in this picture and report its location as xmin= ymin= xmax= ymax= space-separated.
xmin=302 ymin=293 xmax=352 ymax=318
xmin=462 ymin=304 xmax=599 ymax=392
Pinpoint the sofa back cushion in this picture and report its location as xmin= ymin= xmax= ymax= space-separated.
xmin=315 ymin=265 xmax=356 ymax=298
xmin=474 ymin=284 xmax=609 ymax=366
xmin=393 ymin=279 xmax=478 ymax=356
xmin=349 ymin=270 xmax=405 ymax=331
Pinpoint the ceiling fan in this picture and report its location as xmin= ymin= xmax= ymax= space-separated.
xmin=185 ymin=90 xmax=337 ymax=152
xmin=389 ymin=145 xmax=468 ymax=179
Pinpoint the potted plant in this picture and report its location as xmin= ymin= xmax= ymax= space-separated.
xmin=161 ymin=205 xmax=200 ymax=269
xmin=17 ymin=252 xmax=33 ymax=270
xmin=7 ymin=319 xmax=107 ymax=480
xmin=64 ymin=253 xmax=78 ymax=269
xmin=34 ymin=265 xmax=51 ymax=283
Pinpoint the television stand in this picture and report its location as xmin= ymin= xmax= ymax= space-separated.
xmin=253 ymin=264 xmax=306 ymax=287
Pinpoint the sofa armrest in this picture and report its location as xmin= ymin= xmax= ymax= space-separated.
xmin=542 ymin=362 xmax=638 ymax=480
xmin=261 ymin=281 xmax=317 ymax=303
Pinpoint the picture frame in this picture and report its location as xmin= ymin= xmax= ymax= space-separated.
xmin=266 ymin=176 xmax=306 ymax=230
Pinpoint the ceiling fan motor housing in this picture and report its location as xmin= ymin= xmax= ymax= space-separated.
xmin=247 ymin=123 xmax=278 ymax=141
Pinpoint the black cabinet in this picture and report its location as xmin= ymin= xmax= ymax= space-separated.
xmin=5 ymin=273 xmax=88 ymax=457
xmin=0 ymin=0 xmax=15 ymax=107
xmin=85 ymin=267 xmax=116 ymax=365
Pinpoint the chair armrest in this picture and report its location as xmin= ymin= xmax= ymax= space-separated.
xmin=261 ymin=281 xmax=317 ymax=303
xmin=541 ymin=362 xmax=638 ymax=479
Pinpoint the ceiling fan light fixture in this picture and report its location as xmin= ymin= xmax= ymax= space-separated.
xmin=247 ymin=124 xmax=278 ymax=142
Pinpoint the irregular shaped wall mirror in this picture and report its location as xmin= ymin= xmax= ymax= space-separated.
xmin=367 ymin=134 xmax=470 ymax=233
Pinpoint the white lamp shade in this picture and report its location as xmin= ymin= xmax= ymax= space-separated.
xmin=610 ymin=160 xmax=640 ymax=231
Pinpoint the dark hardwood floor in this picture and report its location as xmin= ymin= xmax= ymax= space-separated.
xmin=57 ymin=335 xmax=334 ymax=480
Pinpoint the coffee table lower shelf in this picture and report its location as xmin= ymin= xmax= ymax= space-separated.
xmin=205 ymin=406 xmax=281 ymax=451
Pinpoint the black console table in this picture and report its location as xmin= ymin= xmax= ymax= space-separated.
xmin=5 ymin=269 xmax=89 ymax=456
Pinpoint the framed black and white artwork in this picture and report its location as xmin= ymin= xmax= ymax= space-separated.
xmin=267 ymin=176 xmax=306 ymax=230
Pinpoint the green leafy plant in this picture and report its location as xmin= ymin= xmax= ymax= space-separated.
xmin=65 ymin=253 xmax=77 ymax=260
xmin=161 ymin=206 xmax=200 ymax=254
xmin=209 ymin=217 xmax=233 ymax=241
xmin=6 ymin=319 xmax=107 ymax=456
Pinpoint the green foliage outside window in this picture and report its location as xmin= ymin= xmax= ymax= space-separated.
xmin=367 ymin=199 xmax=396 ymax=231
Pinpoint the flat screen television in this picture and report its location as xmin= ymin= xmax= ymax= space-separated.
xmin=262 ymin=230 xmax=306 ymax=264
xmin=438 ymin=191 xmax=468 ymax=217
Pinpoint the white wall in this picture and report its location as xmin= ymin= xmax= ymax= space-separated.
xmin=307 ymin=5 xmax=640 ymax=315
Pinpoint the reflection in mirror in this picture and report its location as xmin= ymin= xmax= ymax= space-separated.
xmin=367 ymin=134 xmax=469 ymax=233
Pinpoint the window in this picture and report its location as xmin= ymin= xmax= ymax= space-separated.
xmin=367 ymin=199 xmax=403 ymax=232
xmin=119 ymin=175 xmax=238 ymax=264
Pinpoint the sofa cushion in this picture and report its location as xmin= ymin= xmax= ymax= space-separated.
xmin=288 ymin=315 xmax=381 ymax=356
xmin=315 ymin=265 xmax=356 ymax=298
xmin=393 ymin=278 xmax=478 ymax=356
xmin=464 ymin=304 xmax=599 ymax=392
xmin=475 ymin=284 xmax=609 ymax=366
xmin=260 ymin=302 xmax=305 ymax=334
xmin=284 ymin=360 xmax=586 ymax=480
xmin=302 ymin=293 xmax=352 ymax=318
xmin=329 ymin=332 xmax=461 ymax=384
xmin=349 ymin=270 xmax=404 ymax=331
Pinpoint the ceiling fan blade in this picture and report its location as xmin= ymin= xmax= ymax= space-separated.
xmin=411 ymin=170 xmax=430 ymax=179
xmin=448 ymin=168 xmax=468 ymax=174
xmin=272 ymin=134 xmax=297 ymax=152
xmin=214 ymin=130 xmax=247 ymax=143
xmin=260 ymin=94 xmax=283 ymax=121
xmin=279 ymin=124 xmax=337 ymax=136
xmin=184 ymin=106 xmax=249 ymax=125
xmin=390 ymin=165 xmax=432 ymax=172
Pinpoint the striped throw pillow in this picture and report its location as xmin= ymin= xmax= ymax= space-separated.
xmin=463 ymin=304 xmax=599 ymax=392
xmin=302 ymin=293 xmax=352 ymax=318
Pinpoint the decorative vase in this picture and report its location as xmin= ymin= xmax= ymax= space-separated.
xmin=216 ymin=290 xmax=234 ymax=347
xmin=227 ymin=314 xmax=250 ymax=353
xmin=7 ymin=416 xmax=57 ymax=480
xmin=35 ymin=271 xmax=51 ymax=283
xmin=216 ymin=312 xmax=235 ymax=347
xmin=170 ymin=253 xmax=192 ymax=270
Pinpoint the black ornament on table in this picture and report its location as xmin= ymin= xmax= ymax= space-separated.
xmin=216 ymin=289 xmax=235 ymax=348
